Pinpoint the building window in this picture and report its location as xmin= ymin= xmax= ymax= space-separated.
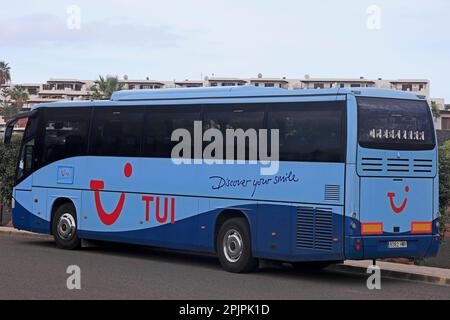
xmin=442 ymin=118 xmax=450 ymax=131
xmin=264 ymin=83 xmax=275 ymax=88
xmin=314 ymin=83 xmax=325 ymax=89
xmin=402 ymin=84 xmax=413 ymax=91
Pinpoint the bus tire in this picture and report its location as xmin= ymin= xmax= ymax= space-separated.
xmin=217 ymin=217 xmax=258 ymax=273
xmin=52 ymin=202 xmax=81 ymax=250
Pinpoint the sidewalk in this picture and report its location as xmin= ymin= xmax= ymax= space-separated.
xmin=333 ymin=260 xmax=450 ymax=286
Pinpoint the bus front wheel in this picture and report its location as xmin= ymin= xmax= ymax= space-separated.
xmin=217 ymin=217 xmax=258 ymax=273
xmin=52 ymin=202 xmax=81 ymax=250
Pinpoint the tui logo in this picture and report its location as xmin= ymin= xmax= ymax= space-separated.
xmin=90 ymin=163 xmax=132 ymax=226
xmin=387 ymin=186 xmax=409 ymax=214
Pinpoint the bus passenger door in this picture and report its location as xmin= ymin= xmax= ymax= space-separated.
xmin=7 ymin=111 xmax=45 ymax=232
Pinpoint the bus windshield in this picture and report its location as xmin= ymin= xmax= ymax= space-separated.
xmin=358 ymin=97 xmax=435 ymax=151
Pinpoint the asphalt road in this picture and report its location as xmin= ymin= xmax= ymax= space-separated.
xmin=0 ymin=233 xmax=449 ymax=300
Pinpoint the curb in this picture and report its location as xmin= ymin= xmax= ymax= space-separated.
xmin=330 ymin=262 xmax=450 ymax=287
xmin=0 ymin=227 xmax=51 ymax=239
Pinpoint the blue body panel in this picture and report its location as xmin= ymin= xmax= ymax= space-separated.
xmin=12 ymin=87 xmax=440 ymax=262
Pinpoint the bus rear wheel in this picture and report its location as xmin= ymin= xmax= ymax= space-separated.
xmin=52 ymin=203 xmax=81 ymax=250
xmin=217 ymin=217 xmax=258 ymax=273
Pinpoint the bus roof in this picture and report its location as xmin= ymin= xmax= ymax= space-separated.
xmin=31 ymin=86 xmax=426 ymax=110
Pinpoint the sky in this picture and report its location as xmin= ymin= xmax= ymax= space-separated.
xmin=0 ymin=0 xmax=449 ymax=100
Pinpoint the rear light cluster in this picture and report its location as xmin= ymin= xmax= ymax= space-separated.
xmin=411 ymin=222 xmax=432 ymax=234
xmin=360 ymin=222 xmax=433 ymax=235
xmin=356 ymin=239 xmax=361 ymax=251
xmin=361 ymin=223 xmax=383 ymax=235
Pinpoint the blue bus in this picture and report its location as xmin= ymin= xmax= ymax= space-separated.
xmin=3 ymin=86 xmax=440 ymax=273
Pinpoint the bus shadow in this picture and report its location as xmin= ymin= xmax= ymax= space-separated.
xmin=23 ymin=237 xmax=222 ymax=271
xmin=22 ymin=237 xmax=401 ymax=286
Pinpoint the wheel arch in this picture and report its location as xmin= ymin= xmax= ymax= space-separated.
xmin=214 ymin=209 xmax=253 ymax=253
xmin=49 ymin=197 xmax=76 ymax=235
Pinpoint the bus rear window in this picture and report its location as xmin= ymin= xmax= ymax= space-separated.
xmin=358 ymin=97 xmax=435 ymax=151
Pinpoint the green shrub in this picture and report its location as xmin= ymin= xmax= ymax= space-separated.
xmin=0 ymin=135 xmax=21 ymax=205
xmin=439 ymin=141 xmax=450 ymax=236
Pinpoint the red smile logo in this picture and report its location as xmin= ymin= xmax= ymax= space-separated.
xmin=387 ymin=186 xmax=409 ymax=214
xmin=90 ymin=163 xmax=133 ymax=226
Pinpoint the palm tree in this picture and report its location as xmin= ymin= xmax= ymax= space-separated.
xmin=91 ymin=75 xmax=123 ymax=100
xmin=431 ymin=101 xmax=441 ymax=119
xmin=0 ymin=100 xmax=18 ymax=121
xmin=4 ymin=86 xmax=29 ymax=114
xmin=0 ymin=61 xmax=11 ymax=85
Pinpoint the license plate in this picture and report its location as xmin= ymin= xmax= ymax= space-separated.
xmin=388 ymin=241 xmax=408 ymax=249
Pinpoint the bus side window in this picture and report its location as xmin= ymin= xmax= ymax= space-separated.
xmin=41 ymin=108 xmax=90 ymax=166
xmin=267 ymin=102 xmax=345 ymax=163
xmin=203 ymin=104 xmax=265 ymax=161
xmin=143 ymin=106 xmax=201 ymax=159
xmin=90 ymin=107 xmax=144 ymax=157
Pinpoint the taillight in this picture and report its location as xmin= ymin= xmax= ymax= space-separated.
xmin=411 ymin=222 xmax=432 ymax=234
xmin=356 ymin=239 xmax=361 ymax=251
xmin=361 ymin=222 xmax=383 ymax=235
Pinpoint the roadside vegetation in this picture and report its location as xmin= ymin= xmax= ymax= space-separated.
xmin=0 ymin=135 xmax=21 ymax=206
xmin=439 ymin=141 xmax=450 ymax=236
xmin=91 ymin=75 xmax=123 ymax=100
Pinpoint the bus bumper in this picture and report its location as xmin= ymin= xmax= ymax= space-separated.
xmin=345 ymin=234 xmax=441 ymax=260
xmin=12 ymin=200 xmax=51 ymax=234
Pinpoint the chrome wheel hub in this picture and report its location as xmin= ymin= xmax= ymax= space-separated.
xmin=57 ymin=213 xmax=76 ymax=240
xmin=223 ymin=229 xmax=243 ymax=263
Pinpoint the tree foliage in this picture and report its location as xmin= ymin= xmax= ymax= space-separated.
xmin=0 ymin=61 xmax=11 ymax=85
xmin=431 ymin=101 xmax=441 ymax=119
xmin=1 ymin=85 xmax=29 ymax=123
xmin=0 ymin=101 xmax=19 ymax=122
xmin=91 ymin=75 xmax=123 ymax=100
xmin=0 ymin=135 xmax=21 ymax=205
xmin=439 ymin=141 xmax=450 ymax=235
xmin=3 ymin=85 xmax=29 ymax=113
